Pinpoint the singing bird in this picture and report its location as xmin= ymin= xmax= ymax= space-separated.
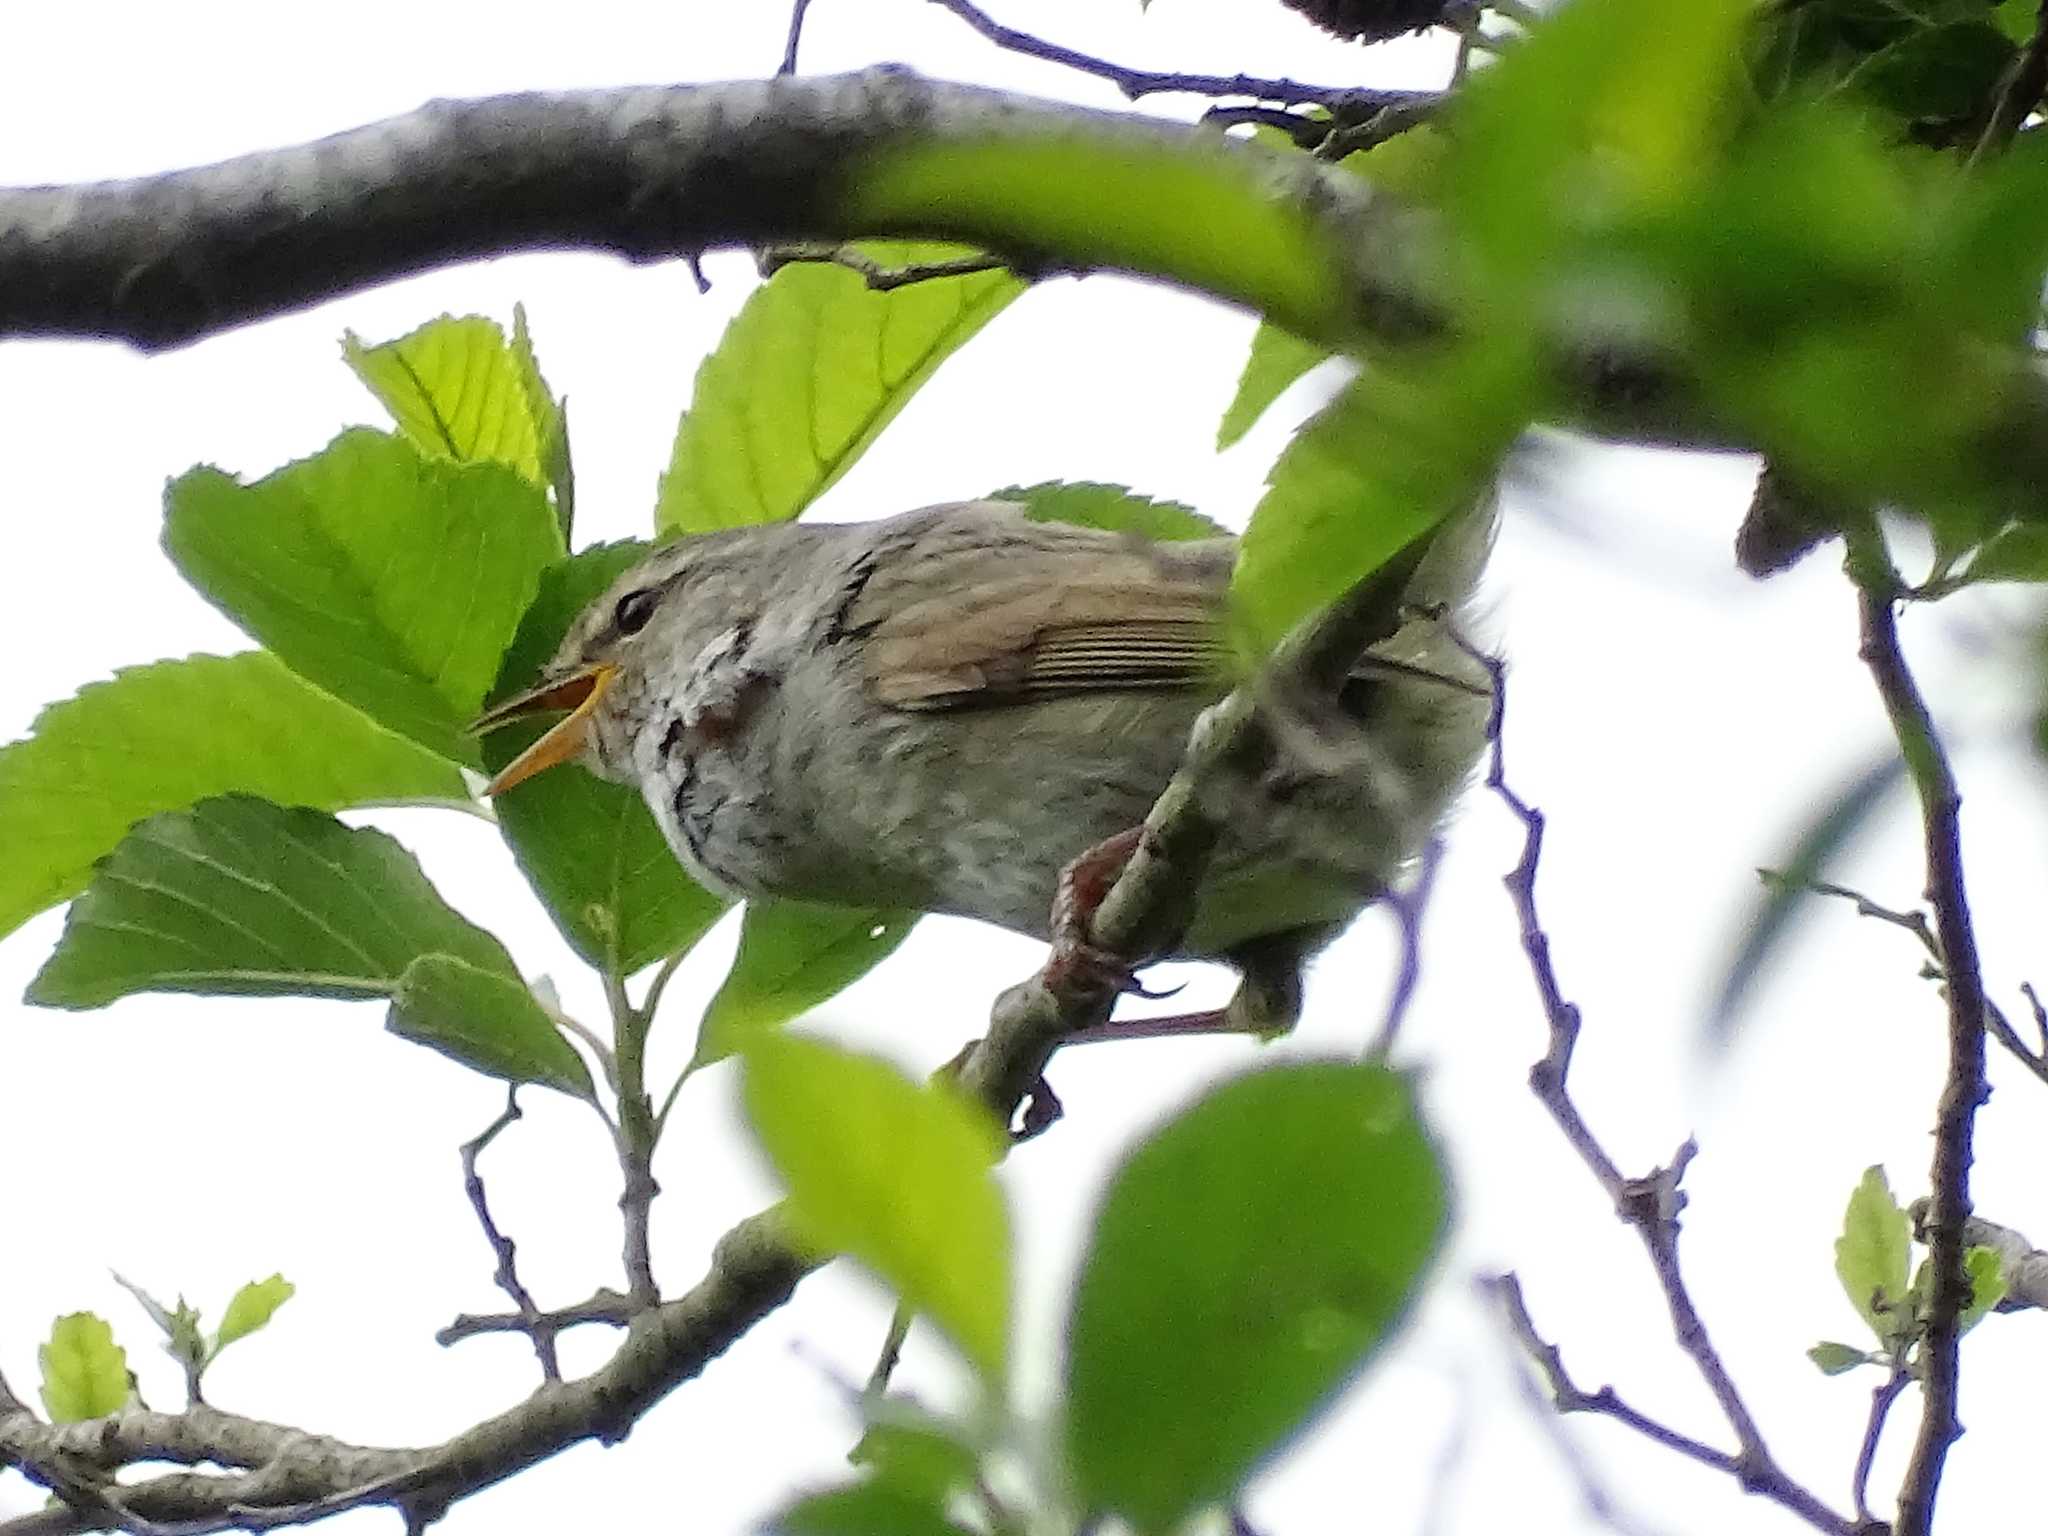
xmin=475 ymin=499 xmax=1491 ymax=1035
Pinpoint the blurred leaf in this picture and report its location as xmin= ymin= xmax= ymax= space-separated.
xmin=0 ymin=652 xmax=464 ymax=943
xmin=1837 ymin=1166 xmax=1913 ymax=1345
xmin=1960 ymin=523 xmax=2048 ymax=583
xmin=1218 ymin=324 xmax=1335 ymax=450
xmin=39 ymin=1313 xmax=128 ymax=1422
xmin=211 ymin=1275 xmax=294 ymax=1356
xmin=1961 ymin=1243 xmax=2008 ymax=1332
xmin=1708 ymin=750 xmax=1907 ymax=1034
xmin=1994 ymin=0 xmax=2036 ymax=43
xmin=1065 ymin=1062 xmax=1446 ymax=1532
xmin=344 ymin=314 xmax=546 ymax=485
xmin=388 ymin=954 xmax=594 ymax=1098
xmin=997 ymin=480 xmax=1228 ymax=541
xmin=849 ymin=1414 xmax=982 ymax=1505
xmin=697 ymin=901 xmax=917 ymax=1065
xmin=657 ymin=243 xmax=1026 ymax=534
xmin=771 ymin=1481 xmax=975 ymax=1536
xmin=1232 ymin=356 xmax=1523 ymax=656
xmin=164 ymin=430 xmax=563 ymax=766
xmin=28 ymin=795 xmax=587 ymax=1094
xmin=1845 ymin=21 xmax=2014 ymax=122
xmin=849 ymin=141 xmax=1353 ymax=346
xmin=1808 ymin=1340 xmax=1872 ymax=1374
xmin=742 ymin=1033 xmax=1009 ymax=1380
xmin=1450 ymin=0 xmax=1751 ymax=270
xmin=483 ymin=542 xmax=730 ymax=975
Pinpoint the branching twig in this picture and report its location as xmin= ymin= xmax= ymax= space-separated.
xmin=1845 ymin=534 xmax=1990 ymax=1536
xmin=1851 ymin=1365 xmax=1911 ymax=1528
xmin=756 ymin=242 xmax=1026 ymax=290
xmin=1907 ymin=1204 xmax=2048 ymax=1312
xmin=437 ymin=1289 xmax=639 ymax=1347
xmin=1365 ymin=834 xmax=1445 ymax=1063
xmin=1460 ymin=638 xmax=1858 ymax=1536
xmin=1971 ymin=0 xmax=2048 ymax=161
xmin=923 ymin=0 xmax=1440 ymax=118
xmin=457 ymin=1089 xmax=559 ymax=1382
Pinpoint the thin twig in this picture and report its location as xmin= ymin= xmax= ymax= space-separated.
xmin=1846 ymin=533 xmax=1989 ymax=1536
xmin=436 ymin=1289 xmax=639 ymax=1347
xmin=1783 ymin=872 xmax=2048 ymax=1084
xmin=1971 ymin=0 xmax=2048 ymax=162
xmin=1851 ymin=1364 xmax=1910 ymax=1527
xmin=780 ymin=0 xmax=815 ymax=75
xmin=603 ymin=959 xmax=661 ymax=1308
xmin=756 ymin=242 xmax=1025 ymax=290
xmin=1458 ymin=637 xmax=1858 ymax=1536
xmin=925 ymin=0 xmax=1440 ymax=117
xmin=862 ymin=1306 xmax=915 ymax=1401
xmin=1483 ymin=1275 xmax=1755 ymax=1485
xmin=457 ymin=1090 xmax=559 ymax=1381
xmin=1366 ymin=835 xmax=1445 ymax=1062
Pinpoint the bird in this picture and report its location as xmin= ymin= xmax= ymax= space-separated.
xmin=473 ymin=498 xmax=1492 ymax=1038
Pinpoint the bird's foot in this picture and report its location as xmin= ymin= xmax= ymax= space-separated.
xmin=1044 ymin=826 xmax=1149 ymax=1002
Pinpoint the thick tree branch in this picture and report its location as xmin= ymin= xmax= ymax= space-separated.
xmin=1844 ymin=536 xmax=1989 ymax=1536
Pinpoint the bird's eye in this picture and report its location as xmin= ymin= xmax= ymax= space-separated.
xmin=613 ymin=588 xmax=660 ymax=636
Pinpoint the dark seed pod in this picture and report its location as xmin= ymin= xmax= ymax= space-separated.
xmin=1279 ymin=0 xmax=1457 ymax=41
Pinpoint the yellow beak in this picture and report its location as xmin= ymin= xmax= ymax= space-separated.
xmin=472 ymin=664 xmax=619 ymax=797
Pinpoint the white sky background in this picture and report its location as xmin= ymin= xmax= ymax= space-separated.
xmin=3 ymin=3 xmax=2047 ymax=1533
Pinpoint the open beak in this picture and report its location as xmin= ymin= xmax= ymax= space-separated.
xmin=472 ymin=663 xmax=619 ymax=797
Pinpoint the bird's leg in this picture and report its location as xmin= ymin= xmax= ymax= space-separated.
xmin=1043 ymin=825 xmax=1150 ymax=1001
xmin=1063 ymin=924 xmax=1336 ymax=1045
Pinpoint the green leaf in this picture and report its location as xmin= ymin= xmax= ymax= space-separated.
xmin=1837 ymin=1166 xmax=1913 ymax=1346
xmin=742 ymin=1033 xmax=1009 ymax=1380
xmin=1961 ymin=1243 xmax=2008 ymax=1333
xmin=1994 ymin=0 xmax=2035 ymax=44
xmin=1231 ymin=358 xmax=1521 ymax=656
xmin=1708 ymin=751 xmax=1907 ymax=1035
xmin=510 ymin=304 xmax=575 ymax=539
xmin=657 ymin=243 xmax=1027 ymax=534
xmin=388 ymin=954 xmax=594 ymax=1097
xmin=1064 ymin=1062 xmax=1446 ymax=1532
xmin=111 ymin=1274 xmax=207 ymax=1377
xmin=1843 ymin=21 xmax=2015 ymax=122
xmin=849 ymin=1414 xmax=982 ymax=1505
xmin=164 ymin=429 xmax=563 ymax=766
xmin=1808 ymin=1340 xmax=1872 ymax=1375
xmin=343 ymin=313 xmax=546 ymax=484
xmin=1962 ymin=524 xmax=2048 ymax=583
xmin=771 ymin=1481 xmax=976 ymax=1536
xmin=696 ymin=900 xmax=917 ymax=1065
xmin=1217 ymin=323 xmax=1334 ymax=450
xmin=39 ymin=1313 xmax=129 ymax=1422
xmin=850 ymin=139 xmax=1353 ymax=348
xmin=997 ymin=480 xmax=1227 ymax=542
xmin=212 ymin=1275 xmax=294 ymax=1355
xmin=29 ymin=793 xmax=514 ymax=1006
xmin=0 ymin=652 xmax=465 ymax=943
xmin=483 ymin=543 xmax=730 ymax=974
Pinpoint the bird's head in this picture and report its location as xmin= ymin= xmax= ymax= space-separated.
xmin=472 ymin=530 xmax=779 ymax=795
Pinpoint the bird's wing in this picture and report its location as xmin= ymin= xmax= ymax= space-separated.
xmin=856 ymin=528 xmax=1232 ymax=711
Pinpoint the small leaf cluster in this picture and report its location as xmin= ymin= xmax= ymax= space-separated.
xmin=39 ymin=1275 xmax=294 ymax=1421
xmin=747 ymin=1036 xmax=1447 ymax=1536
xmin=1808 ymin=1166 xmax=2006 ymax=1376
